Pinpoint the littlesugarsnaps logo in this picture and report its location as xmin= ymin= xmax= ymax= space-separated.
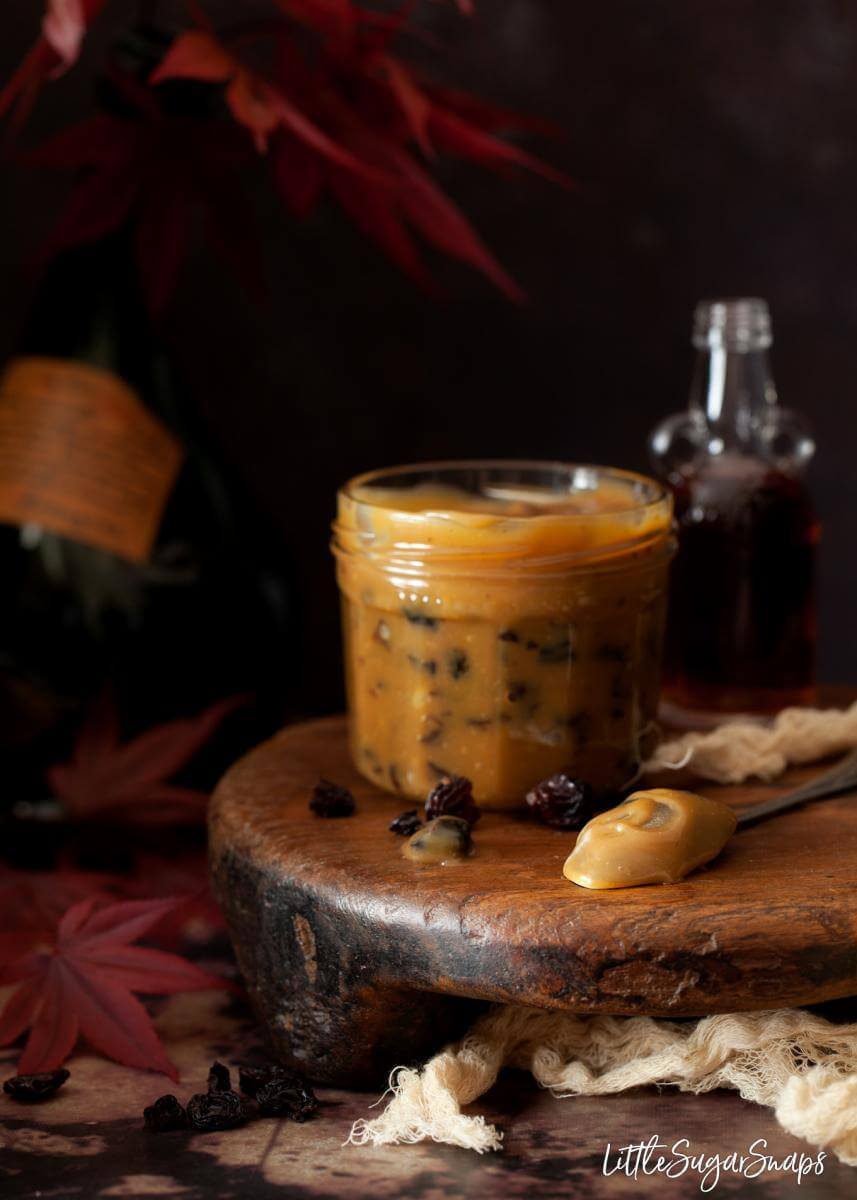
xmin=602 ymin=1135 xmax=826 ymax=1192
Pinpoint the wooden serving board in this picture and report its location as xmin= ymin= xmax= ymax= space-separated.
xmin=209 ymin=711 xmax=857 ymax=1086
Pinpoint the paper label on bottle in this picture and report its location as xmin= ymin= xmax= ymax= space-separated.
xmin=0 ymin=356 xmax=183 ymax=563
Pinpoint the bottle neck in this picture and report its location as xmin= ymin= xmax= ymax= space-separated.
xmin=689 ymin=346 xmax=778 ymax=450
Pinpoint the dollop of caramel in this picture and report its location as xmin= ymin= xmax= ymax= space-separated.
xmin=562 ymin=787 xmax=737 ymax=889
xmin=403 ymin=816 xmax=472 ymax=863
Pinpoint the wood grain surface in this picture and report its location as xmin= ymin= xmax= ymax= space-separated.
xmin=209 ymin=707 xmax=857 ymax=1085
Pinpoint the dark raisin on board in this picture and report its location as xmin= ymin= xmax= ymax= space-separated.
xmin=208 ymin=1062 xmax=231 ymax=1093
xmin=187 ymin=1090 xmax=246 ymax=1132
xmin=425 ymin=775 xmax=481 ymax=825
xmin=498 ymin=629 xmax=519 ymax=642
xmin=3 ymin=1069 xmax=70 ymax=1102
xmin=390 ymin=810 xmax=423 ymax=836
xmin=447 ymin=649 xmax=469 ymax=679
xmin=144 ymin=1094 xmax=188 ymax=1132
xmin=402 ymin=607 xmax=439 ymax=628
xmin=310 ymin=778 xmax=356 ymax=818
xmin=526 ymin=773 xmax=596 ymax=831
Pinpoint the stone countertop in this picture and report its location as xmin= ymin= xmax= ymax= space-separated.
xmin=1 ymin=989 xmax=850 ymax=1199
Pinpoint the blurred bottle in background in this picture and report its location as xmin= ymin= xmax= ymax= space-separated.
xmin=0 ymin=26 xmax=293 ymax=814
xmin=649 ymin=297 xmax=818 ymax=721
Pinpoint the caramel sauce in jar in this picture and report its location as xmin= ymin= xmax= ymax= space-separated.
xmin=332 ymin=462 xmax=675 ymax=809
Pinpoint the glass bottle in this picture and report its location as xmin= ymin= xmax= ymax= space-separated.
xmin=649 ymin=297 xmax=818 ymax=719
xmin=0 ymin=26 xmax=293 ymax=813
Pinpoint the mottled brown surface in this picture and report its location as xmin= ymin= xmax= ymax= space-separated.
xmin=2 ymin=989 xmax=854 ymax=1199
xmin=209 ymin=710 xmax=857 ymax=1085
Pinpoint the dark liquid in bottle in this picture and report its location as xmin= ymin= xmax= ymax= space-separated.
xmin=663 ymin=453 xmax=818 ymax=715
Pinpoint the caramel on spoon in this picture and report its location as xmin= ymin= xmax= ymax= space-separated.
xmin=564 ymin=747 xmax=857 ymax=889
xmin=563 ymin=788 xmax=736 ymax=889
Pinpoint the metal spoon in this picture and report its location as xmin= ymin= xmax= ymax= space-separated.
xmin=736 ymin=746 xmax=857 ymax=828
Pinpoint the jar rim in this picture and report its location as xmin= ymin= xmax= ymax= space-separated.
xmin=340 ymin=459 xmax=670 ymax=521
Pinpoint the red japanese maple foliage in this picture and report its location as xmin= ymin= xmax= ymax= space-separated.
xmin=1 ymin=1 xmax=570 ymax=310
xmin=0 ymin=863 xmax=122 ymax=933
xmin=47 ymin=693 xmax=246 ymax=825
xmin=0 ymin=895 xmax=235 ymax=1078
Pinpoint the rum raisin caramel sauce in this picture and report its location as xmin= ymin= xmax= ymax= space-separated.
xmin=332 ymin=462 xmax=675 ymax=808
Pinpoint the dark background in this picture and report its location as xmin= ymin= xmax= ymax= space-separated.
xmin=2 ymin=0 xmax=855 ymax=715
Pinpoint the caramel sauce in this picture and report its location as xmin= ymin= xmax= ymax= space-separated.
xmin=563 ymin=787 xmax=737 ymax=889
xmin=402 ymin=816 xmax=472 ymax=863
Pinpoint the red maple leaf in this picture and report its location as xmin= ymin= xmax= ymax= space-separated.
xmin=47 ymin=694 xmax=247 ymax=826
xmin=4 ymin=3 xmax=568 ymax=305
xmin=0 ymin=864 xmax=122 ymax=933
xmin=0 ymin=0 xmax=110 ymax=128
xmin=0 ymin=896 xmax=235 ymax=1078
xmin=119 ymin=852 xmax=226 ymax=947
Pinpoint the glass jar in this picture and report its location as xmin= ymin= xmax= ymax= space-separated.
xmin=332 ymin=461 xmax=674 ymax=809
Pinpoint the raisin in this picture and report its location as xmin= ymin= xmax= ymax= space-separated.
xmin=256 ymin=1075 xmax=318 ymax=1121
xmin=238 ymin=1064 xmax=318 ymax=1121
xmin=144 ymin=1093 xmax=188 ymax=1132
xmin=419 ymin=716 xmax=444 ymax=744
xmin=187 ymin=1090 xmax=246 ymax=1131
xmin=389 ymin=810 xmax=423 ymax=836
xmin=237 ymin=1065 xmax=272 ymax=1097
xmin=447 ymin=649 xmax=469 ymax=679
xmin=3 ymin=1069 xmax=69 ymax=1102
xmin=526 ymin=773 xmax=596 ymax=831
xmin=310 ymin=778 xmax=356 ymax=817
xmin=565 ymin=712 xmax=592 ymax=747
xmin=402 ymin=607 xmax=439 ymax=629
xmin=207 ymin=1061 xmax=231 ymax=1093
xmin=538 ymin=638 xmax=573 ymax=664
xmin=505 ymin=682 xmax=528 ymax=702
xmin=498 ymin=629 xmax=519 ymax=643
xmin=596 ymin=642 xmax=629 ymax=663
xmin=425 ymin=775 xmax=480 ymax=826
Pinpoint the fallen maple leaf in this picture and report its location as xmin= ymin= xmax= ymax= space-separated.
xmin=119 ymin=852 xmax=226 ymax=947
xmin=0 ymin=865 xmax=122 ymax=932
xmin=0 ymin=896 xmax=234 ymax=1078
xmin=47 ymin=694 xmax=247 ymax=826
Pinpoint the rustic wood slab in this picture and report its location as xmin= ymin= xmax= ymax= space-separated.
xmin=209 ymin=710 xmax=857 ymax=1086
